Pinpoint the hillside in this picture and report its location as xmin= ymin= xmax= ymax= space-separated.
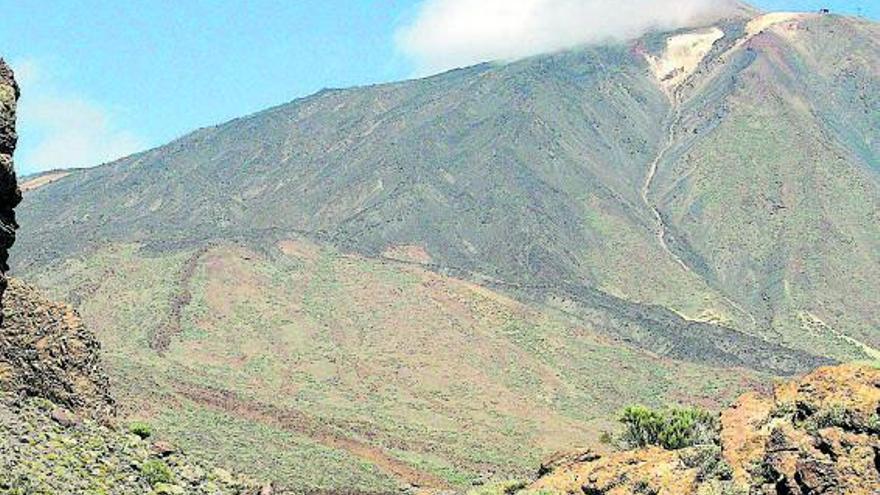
xmin=9 ymin=10 xmax=880 ymax=493
xmin=18 ymin=239 xmax=778 ymax=491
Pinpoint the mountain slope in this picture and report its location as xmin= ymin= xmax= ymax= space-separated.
xmin=15 ymin=16 xmax=872 ymax=364
xmin=15 ymin=15 xmax=879 ymax=363
xmin=652 ymin=13 xmax=880 ymax=358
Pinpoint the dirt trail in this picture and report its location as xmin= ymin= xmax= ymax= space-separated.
xmin=174 ymin=383 xmax=450 ymax=491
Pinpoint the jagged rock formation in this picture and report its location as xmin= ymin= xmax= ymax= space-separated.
xmin=0 ymin=59 xmax=21 ymax=315
xmin=529 ymin=363 xmax=880 ymax=494
xmin=0 ymin=278 xmax=115 ymax=419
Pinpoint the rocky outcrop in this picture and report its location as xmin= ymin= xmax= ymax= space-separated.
xmin=0 ymin=278 xmax=115 ymax=419
xmin=0 ymin=59 xmax=21 ymax=314
xmin=530 ymin=363 xmax=880 ymax=494
xmin=732 ymin=364 xmax=880 ymax=495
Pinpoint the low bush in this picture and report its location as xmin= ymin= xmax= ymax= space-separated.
xmin=618 ymin=405 xmax=718 ymax=450
xmin=467 ymin=480 xmax=528 ymax=495
xmin=680 ymin=445 xmax=732 ymax=481
xmin=141 ymin=459 xmax=174 ymax=486
xmin=128 ymin=421 xmax=153 ymax=439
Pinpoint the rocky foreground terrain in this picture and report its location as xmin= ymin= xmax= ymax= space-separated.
xmin=529 ymin=363 xmax=880 ymax=495
xmin=0 ymin=393 xmax=265 ymax=494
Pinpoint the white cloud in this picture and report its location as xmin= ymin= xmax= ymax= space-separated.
xmin=396 ymin=0 xmax=742 ymax=75
xmin=12 ymin=59 xmax=144 ymax=174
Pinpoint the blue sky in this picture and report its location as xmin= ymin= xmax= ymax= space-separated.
xmin=1 ymin=0 xmax=876 ymax=175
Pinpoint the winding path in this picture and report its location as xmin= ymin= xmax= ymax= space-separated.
xmin=174 ymin=382 xmax=450 ymax=491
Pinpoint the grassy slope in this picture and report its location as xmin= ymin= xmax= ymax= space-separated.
xmin=24 ymin=240 xmax=766 ymax=490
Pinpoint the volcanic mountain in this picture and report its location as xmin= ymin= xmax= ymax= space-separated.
xmin=10 ymin=10 xmax=879 ymax=492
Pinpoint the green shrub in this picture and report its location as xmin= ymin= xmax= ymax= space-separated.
xmin=141 ymin=459 xmax=174 ymax=486
xmin=128 ymin=421 xmax=153 ymax=439
xmin=618 ymin=405 xmax=718 ymax=450
xmin=868 ymin=414 xmax=880 ymax=434
xmin=618 ymin=405 xmax=664 ymax=448
xmin=811 ymin=405 xmax=858 ymax=430
xmin=633 ymin=480 xmax=658 ymax=494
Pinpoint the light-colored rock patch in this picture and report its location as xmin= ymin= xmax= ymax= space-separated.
xmin=647 ymin=27 xmax=725 ymax=90
xmin=20 ymin=171 xmax=71 ymax=193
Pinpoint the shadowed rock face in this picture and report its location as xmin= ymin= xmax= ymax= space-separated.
xmin=0 ymin=59 xmax=21 ymax=314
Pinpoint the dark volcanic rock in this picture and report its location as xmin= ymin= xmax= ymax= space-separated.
xmin=0 ymin=59 xmax=21 ymax=317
